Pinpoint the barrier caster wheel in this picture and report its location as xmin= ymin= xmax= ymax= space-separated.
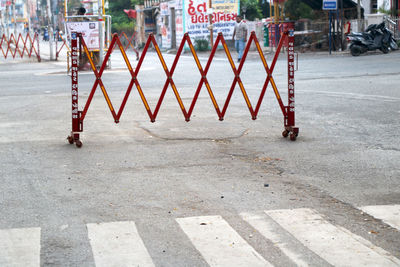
xmin=282 ymin=130 xmax=289 ymax=138
xmin=67 ymin=136 xmax=74 ymax=144
xmin=290 ymin=133 xmax=297 ymax=141
xmin=75 ymin=140 xmax=83 ymax=148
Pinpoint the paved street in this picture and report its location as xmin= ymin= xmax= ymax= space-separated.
xmin=1 ymin=43 xmax=400 ymax=266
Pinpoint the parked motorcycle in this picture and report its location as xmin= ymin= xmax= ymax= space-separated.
xmin=347 ymin=22 xmax=392 ymax=56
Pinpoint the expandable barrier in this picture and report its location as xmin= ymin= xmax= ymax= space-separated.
xmin=67 ymin=29 xmax=298 ymax=147
xmin=0 ymin=33 xmax=41 ymax=62
xmin=116 ymin=32 xmax=140 ymax=60
xmin=56 ymin=31 xmax=70 ymax=61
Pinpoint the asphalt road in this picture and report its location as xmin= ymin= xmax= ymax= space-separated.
xmin=0 ymin=47 xmax=399 ymax=266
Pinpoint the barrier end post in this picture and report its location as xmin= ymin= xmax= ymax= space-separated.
xmin=67 ymin=32 xmax=83 ymax=148
xmin=283 ymin=29 xmax=299 ymax=141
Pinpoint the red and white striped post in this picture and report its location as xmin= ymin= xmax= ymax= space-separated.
xmin=68 ymin=32 xmax=83 ymax=147
xmin=285 ymin=29 xmax=299 ymax=140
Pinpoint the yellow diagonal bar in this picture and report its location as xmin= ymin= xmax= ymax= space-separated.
xmin=223 ymin=42 xmax=236 ymax=70
xmin=99 ymin=83 xmax=115 ymax=112
xmin=254 ymin=41 xmax=269 ymax=70
xmin=269 ymin=76 xmax=281 ymax=100
xmin=154 ymin=44 xmax=168 ymax=72
xmin=238 ymin=80 xmax=253 ymax=109
xmin=83 ymin=44 xmax=97 ymax=73
xmin=82 ymin=39 xmax=114 ymax=112
xmin=170 ymin=82 xmax=186 ymax=111
xmin=204 ymin=81 xmax=220 ymax=110
xmin=189 ymin=44 xmax=203 ymax=72
xmin=118 ymin=41 xmax=133 ymax=72
xmin=135 ymin=83 xmax=151 ymax=111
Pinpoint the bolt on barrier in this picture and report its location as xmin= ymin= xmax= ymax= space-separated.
xmin=0 ymin=33 xmax=41 ymax=62
xmin=67 ymin=29 xmax=298 ymax=148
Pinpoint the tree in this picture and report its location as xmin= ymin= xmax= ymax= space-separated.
xmin=241 ymin=0 xmax=263 ymax=20
xmin=284 ymin=0 xmax=315 ymax=20
xmin=108 ymin=0 xmax=135 ymax=33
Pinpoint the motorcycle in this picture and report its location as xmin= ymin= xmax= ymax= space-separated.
xmin=347 ymin=22 xmax=392 ymax=56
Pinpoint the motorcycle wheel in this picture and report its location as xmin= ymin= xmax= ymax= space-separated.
xmin=350 ymin=45 xmax=362 ymax=56
xmin=390 ymin=39 xmax=399 ymax=50
xmin=381 ymin=44 xmax=389 ymax=54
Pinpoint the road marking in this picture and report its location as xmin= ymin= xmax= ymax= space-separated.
xmin=297 ymin=90 xmax=400 ymax=102
xmin=0 ymin=227 xmax=41 ymax=267
xmin=176 ymin=215 xmax=272 ymax=267
xmin=241 ymin=212 xmax=309 ymax=266
xmin=87 ymin=221 xmax=155 ymax=267
xmin=266 ymin=208 xmax=400 ymax=266
xmin=360 ymin=204 xmax=400 ymax=230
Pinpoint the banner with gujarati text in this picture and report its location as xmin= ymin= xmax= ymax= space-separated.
xmin=184 ymin=0 xmax=239 ymax=40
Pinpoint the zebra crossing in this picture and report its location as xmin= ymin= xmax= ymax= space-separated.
xmin=1 ymin=205 xmax=400 ymax=267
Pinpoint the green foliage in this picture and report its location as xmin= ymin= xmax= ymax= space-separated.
xmin=194 ymin=39 xmax=210 ymax=51
xmin=284 ymin=0 xmax=315 ymax=20
xmin=241 ymin=0 xmax=263 ymax=20
xmin=131 ymin=0 xmax=144 ymax=6
xmin=108 ymin=0 xmax=135 ymax=33
xmin=259 ymin=0 xmax=271 ymax=18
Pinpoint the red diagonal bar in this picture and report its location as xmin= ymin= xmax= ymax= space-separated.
xmin=153 ymin=33 xmax=188 ymax=120
xmin=0 ymin=34 xmax=6 ymax=58
xmin=254 ymin=31 xmax=287 ymax=117
xmin=185 ymin=34 xmax=223 ymax=120
xmin=7 ymin=34 xmax=15 ymax=58
xmin=221 ymin=32 xmax=254 ymax=119
xmin=80 ymin=34 xmax=118 ymax=122
xmin=114 ymin=35 xmax=154 ymax=122
xmin=14 ymin=34 xmax=23 ymax=58
xmin=218 ymin=33 xmax=255 ymax=119
xmin=147 ymin=34 xmax=189 ymax=120
xmin=32 ymin=33 xmax=41 ymax=61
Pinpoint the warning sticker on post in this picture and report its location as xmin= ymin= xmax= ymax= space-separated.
xmin=66 ymin=21 xmax=100 ymax=50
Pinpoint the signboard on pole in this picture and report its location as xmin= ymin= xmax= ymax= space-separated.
xmin=323 ymin=0 xmax=337 ymax=10
xmin=66 ymin=21 xmax=102 ymax=50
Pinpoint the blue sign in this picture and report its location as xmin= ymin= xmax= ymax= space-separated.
xmin=323 ymin=0 xmax=337 ymax=10
xmin=71 ymin=32 xmax=77 ymax=40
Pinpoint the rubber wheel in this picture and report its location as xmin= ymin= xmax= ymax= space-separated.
xmin=67 ymin=136 xmax=74 ymax=144
xmin=350 ymin=45 xmax=361 ymax=56
xmin=282 ymin=130 xmax=289 ymax=138
xmin=75 ymin=140 xmax=83 ymax=148
xmin=290 ymin=133 xmax=297 ymax=141
xmin=381 ymin=45 xmax=389 ymax=54
xmin=390 ymin=39 xmax=398 ymax=50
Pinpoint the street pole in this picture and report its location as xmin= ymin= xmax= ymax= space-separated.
xmin=12 ymin=0 xmax=16 ymax=35
xmin=5 ymin=4 xmax=9 ymax=36
xmin=340 ymin=0 xmax=344 ymax=51
xmin=208 ymin=0 xmax=213 ymax=47
xmin=27 ymin=0 xmax=31 ymax=34
xmin=357 ymin=0 xmax=361 ymax=31
xmin=98 ymin=0 xmax=104 ymax=66
xmin=0 ymin=10 xmax=3 ymax=36
xmin=46 ymin=0 xmax=55 ymax=60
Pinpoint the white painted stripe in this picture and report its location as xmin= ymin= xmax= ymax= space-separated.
xmin=360 ymin=205 xmax=400 ymax=230
xmin=0 ymin=227 xmax=41 ymax=267
xmin=87 ymin=221 xmax=155 ymax=267
xmin=266 ymin=208 xmax=400 ymax=267
xmin=176 ymin=215 xmax=272 ymax=267
xmin=241 ymin=212 xmax=309 ymax=267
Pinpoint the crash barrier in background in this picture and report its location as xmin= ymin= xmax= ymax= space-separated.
xmin=0 ymin=33 xmax=41 ymax=62
xmin=266 ymin=22 xmax=294 ymax=48
xmin=115 ymin=31 xmax=140 ymax=60
xmin=56 ymin=31 xmax=70 ymax=61
xmin=67 ymin=29 xmax=298 ymax=147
